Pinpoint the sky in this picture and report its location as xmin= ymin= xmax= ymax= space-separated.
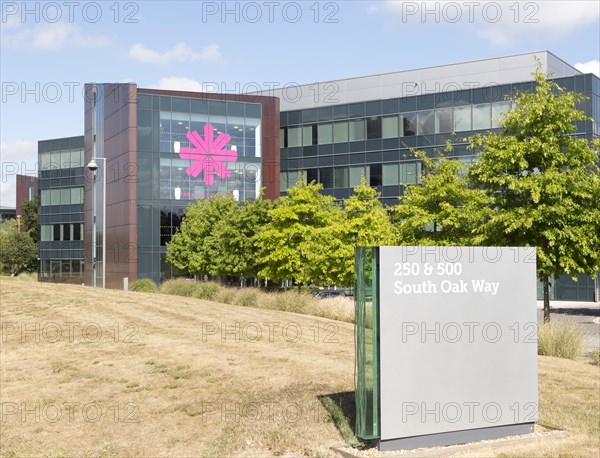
xmin=1 ymin=0 xmax=599 ymax=207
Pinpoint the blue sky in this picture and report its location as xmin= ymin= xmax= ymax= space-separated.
xmin=1 ymin=0 xmax=599 ymax=206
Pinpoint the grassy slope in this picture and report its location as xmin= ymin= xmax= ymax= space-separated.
xmin=1 ymin=279 xmax=598 ymax=457
xmin=1 ymin=279 xmax=354 ymax=457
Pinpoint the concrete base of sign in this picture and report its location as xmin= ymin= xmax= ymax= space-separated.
xmin=332 ymin=423 xmax=567 ymax=458
xmin=378 ymin=423 xmax=535 ymax=451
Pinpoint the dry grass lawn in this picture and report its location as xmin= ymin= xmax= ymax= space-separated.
xmin=1 ymin=278 xmax=599 ymax=457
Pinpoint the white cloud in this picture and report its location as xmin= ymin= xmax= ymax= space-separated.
xmin=478 ymin=1 xmax=600 ymax=47
xmin=376 ymin=1 xmax=599 ymax=47
xmin=0 ymin=140 xmax=38 ymax=208
xmin=154 ymin=77 xmax=216 ymax=93
xmin=128 ymin=42 xmax=222 ymax=65
xmin=1 ymin=22 xmax=110 ymax=50
xmin=574 ymin=60 xmax=600 ymax=77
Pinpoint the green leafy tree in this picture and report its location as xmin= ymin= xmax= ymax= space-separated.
xmin=255 ymin=180 xmax=340 ymax=287
xmin=309 ymin=178 xmax=396 ymax=287
xmin=211 ymin=195 xmax=273 ymax=283
xmin=166 ymin=195 xmax=239 ymax=278
xmin=20 ymin=196 xmax=39 ymax=243
xmin=0 ymin=220 xmax=37 ymax=275
xmin=394 ymin=149 xmax=492 ymax=246
xmin=468 ymin=67 xmax=600 ymax=322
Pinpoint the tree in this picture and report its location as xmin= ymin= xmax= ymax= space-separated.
xmin=20 ymin=196 xmax=39 ymax=243
xmin=0 ymin=220 xmax=37 ymax=275
xmin=308 ymin=178 xmax=396 ymax=287
xmin=394 ymin=148 xmax=492 ymax=246
xmin=468 ymin=66 xmax=600 ymax=322
xmin=166 ymin=195 xmax=239 ymax=278
xmin=255 ymin=180 xmax=341 ymax=287
xmin=211 ymin=195 xmax=273 ymax=283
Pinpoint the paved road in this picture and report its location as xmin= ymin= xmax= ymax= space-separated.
xmin=536 ymin=301 xmax=600 ymax=355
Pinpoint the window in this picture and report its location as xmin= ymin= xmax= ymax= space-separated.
xmin=334 ymin=167 xmax=348 ymax=188
xmin=41 ymin=225 xmax=52 ymax=241
xmin=50 ymin=189 xmax=60 ymax=206
xmin=333 ymin=121 xmax=349 ymax=143
xmin=41 ymin=190 xmax=50 ymax=206
xmin=71 ymin=149 xmax=83 ymax=168
xmin=280 ymin=128 xmax=286 ymax=148
xmin=63 ymin=224 xmax=71 ymax=241
xmin=287 ymin=170 xmax=305 ymax=187
xmin=349 ymin=166 xmax=365 ymax=187
xmin=382 ymin=116 xmax=399 ymax=139
xmin=349 ymin=119 xmax=365 ymax=141
xmin=472 ymin=103 xmax=491 ymax=130
xmin=159 ymin=112 xmax=172 ymax=153
xmin=400 ymin=162 xmax=421 ymax=184
xmin=318 ymin=123 xmax=333 ymax=145
xmin=53 ymin=224 xmax=61 ymax=241
xmin=60 ymin=151 xmax=71 ymax=168
xmin=73 ymin=223 xmax=82 ymax=241
xmin=492 ymin=101 xmax=511 ymax=128
xmin=280 ymin=172 xmax=288 ymax=193
xmin=435 ymin=108 xmax=453 ymax=133
xmin=71 ymin=188 xmax=83 ymax=205
xmin=288 ymin=126 xmax=302 ymax=147
xmin=417 ymin=111 xmax=434 ymax=135
xmin=403 ymin=113 xmax=417 ymax=136
xmin=60 ymin=188 xmax=70 ymax=204
xmin=382 ymin=164 xmax=399 ymax=185
xmin=307 ymin=169 xmax=318 ymax=184
xmin=50 ymin=152 xmax=60 ymax=169
xmin=304 ymin=125 xmax=318 ymax=146
xmin=454 ymin=106 xmax=472 ymax=132
xmin=366 ymin=117 xmax=381 ymax=139
xmin=40 ymin=154 xmax=51 ymax=171
xmin=171 ymin=112 xmax=190 ymax=153
xmin=319 ymin=168 xmax=334 ymax=189
xmin=369 ymin=164 xmax=382 ymax=186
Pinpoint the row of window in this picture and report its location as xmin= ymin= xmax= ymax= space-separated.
xmin=156 ymin=112 xmax=262 ymax=157
xmin=280 ymin=162 xmax=422 ymax=192
xmin=281 ymin=102 xmax=512 ymax=148
xmin=39 ymin=259 xmax=84 ymax=278
xmin=40 ymin=187 xmax=84 ymax=206
xmin=138 ymin=94 xmax=262 ymax=119
xmin=40 ymin=223 xmax=84 ymax=242
xmin=158 ymin=158 xmax=261 ymax=201
xmin=39 ymin=149 xmax=85 ymax=170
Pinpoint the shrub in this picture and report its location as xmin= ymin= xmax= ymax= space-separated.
xmin=192 ymin=282 xmax=221 ymax=301
xmin=159 ymin=278 xmax=197 ymax=297
xmin=307 ymin=296 xmax=354 ymax=323
xmin=264 ymin=292 xmax=314 ymax=314
xmin=538 ymin=321 xmax=585 ymax=360
xmin=591 ymin=349 xmax=600 ymax=366
xmin=215 ymin=288 xmax=237 ymax=305
xmin=234 ymin=289 xmax=258 ymax=307
xmin=130 ymin=278 xmax=158 ymax=293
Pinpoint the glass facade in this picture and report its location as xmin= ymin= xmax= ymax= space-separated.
xmin=279 ymin=74 xmax=597 ymax=207
xmin=38 ymin=136 xmax=85 ymax=283
xmin=136 ymin=93 xmax=263 ymax=284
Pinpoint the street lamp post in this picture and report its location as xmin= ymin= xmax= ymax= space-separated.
xmin=87 ymin=157 xmax=106 ymax=288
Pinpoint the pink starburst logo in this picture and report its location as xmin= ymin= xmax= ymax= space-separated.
xmin=179 ymin=124 xmax=238 ymax=185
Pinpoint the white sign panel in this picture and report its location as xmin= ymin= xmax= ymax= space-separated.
xmin=379 ymin=246 xmax=538 ymax=440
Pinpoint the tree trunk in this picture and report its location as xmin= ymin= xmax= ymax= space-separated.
xmin=543 ymin=274 xmax=550 ymax=323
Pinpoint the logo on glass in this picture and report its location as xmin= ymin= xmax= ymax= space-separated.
xmin=179 ymin=124 xmax=238 ymax=185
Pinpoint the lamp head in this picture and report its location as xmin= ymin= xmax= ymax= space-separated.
xmin=87 ymin=159 xmax=99 ymax=171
